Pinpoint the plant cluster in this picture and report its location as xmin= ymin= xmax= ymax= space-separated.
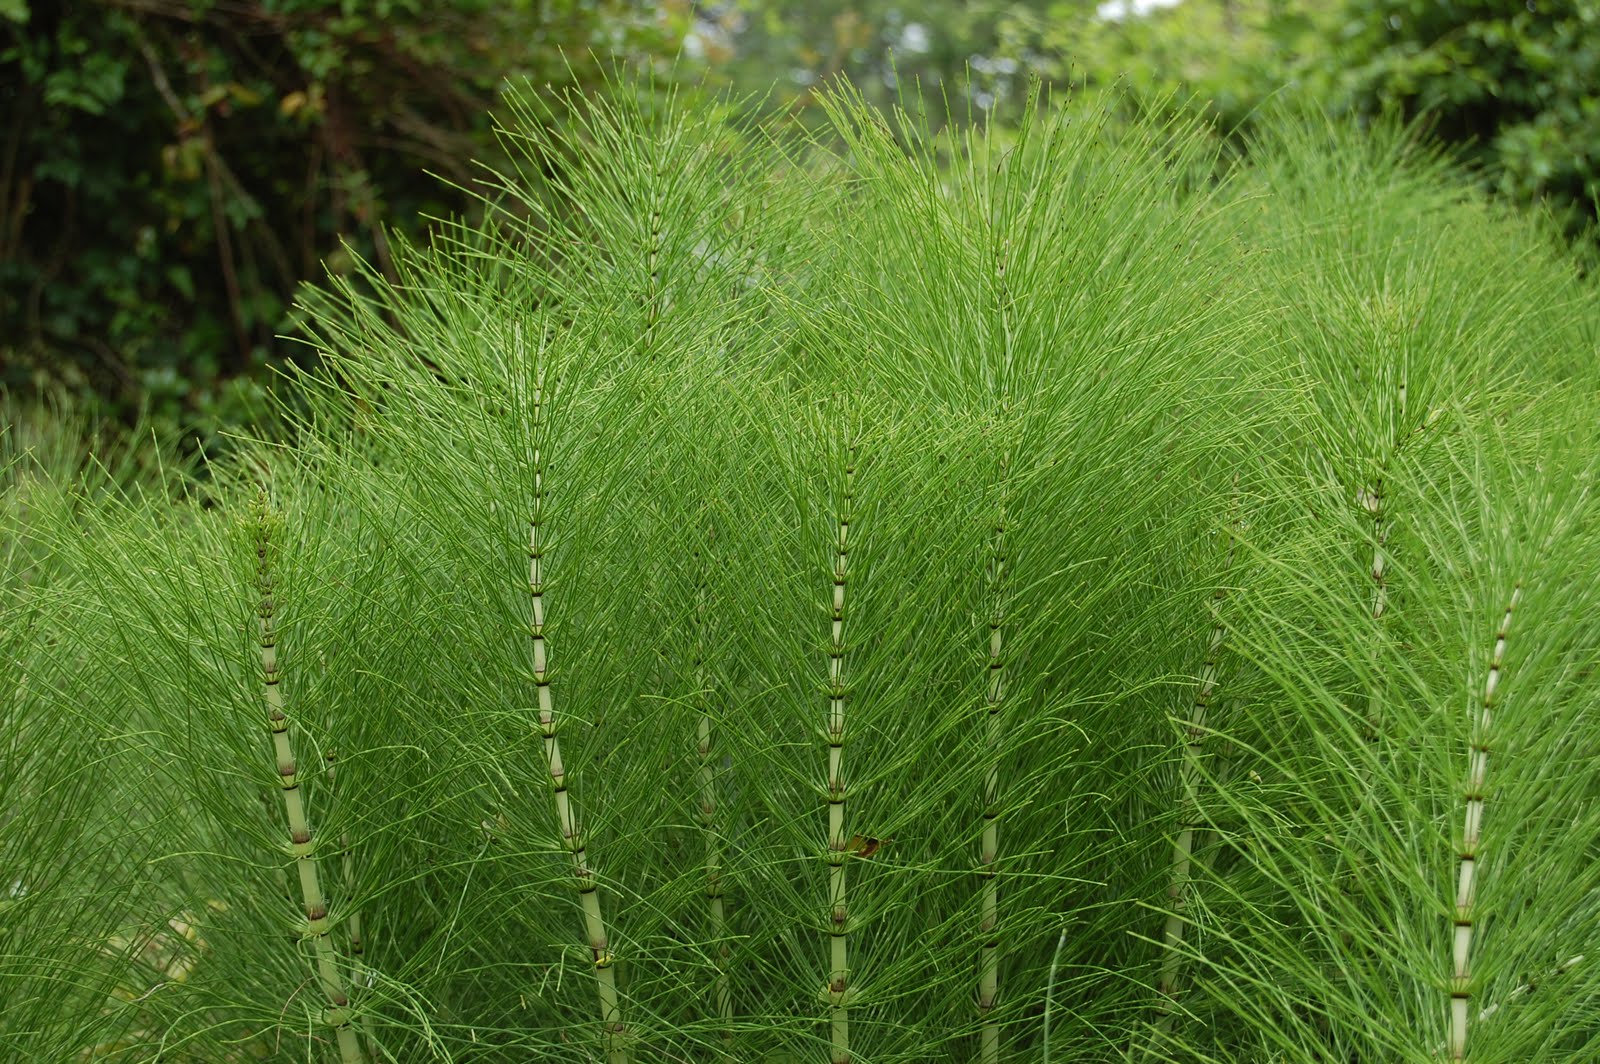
xmin=3 ymin=82 xmax=1598 ymax=1061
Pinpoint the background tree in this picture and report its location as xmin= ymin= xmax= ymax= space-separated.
xmin=1322 ymin=0 xmax=1600 ymax=241
xmin=682 ymin=1 xmax=1066 ymax=128
xmin=0 ymin=0 xmax=681 ymax=427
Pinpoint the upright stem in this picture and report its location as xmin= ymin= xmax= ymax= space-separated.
xmin=1154 ymin=488 xmax=1238 ymax=1037
xmin=643 ymin=160 xmax=664 ymax=345
xmin=1363 ymin=369 xmax=1405 ymax=744
xmin=1448 ymin=584 xmax=1520 ymax=1061
xmin=977 ymin=451 xmax=1010 ymax=1064
xmin=1360 ymin=466 xmax=1391 ymax=768
xmin=977 ymin=218 xmax=1014 ymax=1063
xmin=1343 ymin=378 xmax=1412 ymax=964
xmin=823 ymin=441 xmax=859 ymax=1064
xmin=526 ymin=374 xmax=629 ymax=1063
xmin=692 ymin=537 xmax=733 ymax=1044
xmin=252 ymin=492 xmax=365 ymax=1064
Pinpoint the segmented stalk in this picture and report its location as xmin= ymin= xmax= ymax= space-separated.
xmin=1344 ymin=380 xmax=1405 ymax=952
xmin=526 ymin=377 xmax=629 ymax=1063
xmin=823 ymin=442 xmax=858 ymax=1064
xmin=978 ymin=226 xmax=1014 ymax=1063
xmin=644 ymin=171 xmax=663 ymax=341
xmin=252 ymin=492 xmax=364 ymax=1064
xmin=1362 ymin=369 xmax=1405 ymax=741
xmin=1155 ymin=493 xmax=1238 ymax=1034
xmin=1360 ymin=467 xmax=1391 ymax=759
xmin=1448 ymin=584 xmax=1520 ymax=1061
xmin=692 ymin=540 xmax=732 ymax=1042
xmin=1366 ymin=475 xmax=1388 ymax=623
xmin=977 ymin=453 xmax=1010 ymax=1064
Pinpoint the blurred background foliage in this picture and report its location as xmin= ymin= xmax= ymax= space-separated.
xmin=1 ymin=0 xmax=682 ymax=431
xmin=4 ymin=0 xmax=1597 ymax=433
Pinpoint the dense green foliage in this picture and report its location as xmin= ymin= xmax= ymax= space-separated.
xmin=0 ymin=0 xmax=679 ymax=425
xmin=1327 ymin=0 xmax=1600 ymax=239
xmin=5 ymin=85 xmax=1598 ymax=1061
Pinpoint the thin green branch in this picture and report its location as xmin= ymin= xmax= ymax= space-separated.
xmin=822 ymin=437 xmax=859 ymax=1064
xmin=1448 ymin=583 xmax=1521 ymax=1060
xmin=252 ymin=491 xmax=365 ymax=1064
xmin=525 ymin=363 xmax=629 ymax=1063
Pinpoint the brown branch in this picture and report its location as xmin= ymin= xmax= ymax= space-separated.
xmin=24 ymin=181 xmax=77 ymax=344
xmin=104 ymin=0 xmax=286 ymax=33
xmin=134 ymin=28 xmax=254 ymax=363
xmin=204 ymin=150 xmax=251 ymax=365
xmin=0 ymin=81 xmax=34 ymax=261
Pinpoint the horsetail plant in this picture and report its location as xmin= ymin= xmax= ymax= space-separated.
xmin=14 ymin=86 xmax=1600 ymax=1064
xmin=822 ymin=438 xmax=860 ymax=1064
xmin=251 ymin=490 xmax=366 ymax=1064
xmin=524 ymin=365 xmax=630 ymax=1064
xmin=1448 ymin=583 xmax=1521 ymax=1060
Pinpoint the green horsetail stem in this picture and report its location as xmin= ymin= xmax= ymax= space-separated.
xmin=525 ymin=374 xmax=629 ymax=1064
xmin=251 ymin=492 xmax=365 ymax=1064
xmin=692 ymin=542 xmax=732 ymax=1043
xmin=1154 ymin=488 xmax=1239 ymax=1039
xmin=822 ymin=442 xmax=859 ymax=1064
xmin=1359 ymin=469 xmax=1390 ymax=758
xmin=1362 ymin=371 xmax=1406 ymax=744
xmin=1448 ymin=584 xmax=1520 ymax=1061
xmin=645 ymin=196 xmax=663 ymax=339
xmin=978 ymin=225 xmax=1015 ymax=1062
xmin=977 ymin=452 xmax=1010 ymax=1064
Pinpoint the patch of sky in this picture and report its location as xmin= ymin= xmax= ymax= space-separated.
xmin=1097 ymin=0 xmax=1183 ymax=21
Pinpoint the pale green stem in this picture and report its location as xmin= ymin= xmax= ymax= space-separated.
xmin=823 ymin=443 xmax=858 ymax=1064
xmin=977 ymin=228 xmax=1015 ymax=1063
xmin=253 ymin=493 xmax=364 ymax=1064
xmin=978 ymin=453 xmax=1010 ymax=1064
xmin=525 ymin=374 xmax=628 ymax=1063
xmin=1364 ymin=371 xmax=1407 ymax=736
xmin=1359 ymin=466 xmax=1390 ymax=767
xmin=644 ymin=166 xmax=664 ymax=341
xmin=1447 ymin=584 xmax=1520 ymax=1061
xmin=1348 ymin=383 xmax=1404 ymax=954
xmin=1042 ymin=927 xmax=1068 ymax=1064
